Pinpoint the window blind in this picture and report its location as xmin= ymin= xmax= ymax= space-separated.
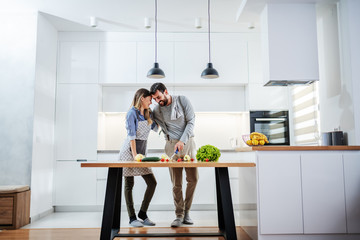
xmin=291 ymin=82 xmax=320 ymax=145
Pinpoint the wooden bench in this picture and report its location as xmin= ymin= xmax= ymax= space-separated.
xmin=0 ymin=185 xmax=30 ymax=229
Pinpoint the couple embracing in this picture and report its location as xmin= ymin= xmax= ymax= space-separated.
xmin=117 ymin=82 xmax=198 ymax=228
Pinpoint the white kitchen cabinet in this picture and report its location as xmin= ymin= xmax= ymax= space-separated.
xmin=174 ymin=41 xmax=249 ymax=84
xmin=55 ymin=84 xmax=99 ymax=160
xmin=247 ymin=36 xmax=263 ymax=84
xmin=137 ymin=42 xmax=174 ymax=84
xmin=343 ymin=152 xmax=360 ymax=233
xmin=174 ymin=41 xmax=209 ymax=83
xmin=57 ymin=42 xmax=99 ymax=83
xmin=301 ymin=152 xmax=346 ymax=234
xmin=212 ymin=41 xmax=248 ymax=84
xmin=54 ymin=161 xmax=97 ymax=205
xmin=257 ymin=152 xmax=303 ymax=234
xmin=99 ymin=42 xmax=136 ymax=83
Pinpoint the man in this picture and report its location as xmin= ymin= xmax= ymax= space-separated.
xmin=150 ymin=82 xmax=198 ymax=228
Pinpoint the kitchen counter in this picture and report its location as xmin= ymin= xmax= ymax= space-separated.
xmin=252 ymin=145 xmax=360 ymax=151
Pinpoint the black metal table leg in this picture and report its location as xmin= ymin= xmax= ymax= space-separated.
xmin=215 ymin=167 xmax=237 ymax=240
xmin=100 ymin=168 xmax=122 ymax=240
xmin=215 ymin=168 xmax=225 ymax=231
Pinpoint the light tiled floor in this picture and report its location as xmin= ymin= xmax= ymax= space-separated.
xmin=23 ymin=210 xmax=257 ymax=229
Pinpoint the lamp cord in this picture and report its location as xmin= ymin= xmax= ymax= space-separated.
xmin=208 ymin=0 xmax=211 ymax=63
xmin=155 ymin=0 xmax=158 ymax=63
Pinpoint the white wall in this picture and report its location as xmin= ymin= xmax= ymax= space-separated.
xmin=30 ymin=13 xmax=58 ymax=219
xmin=0 ymin=11 xmax=38 ymax=185
xmin=317 ymin=3 xmax=350 ymax=142
xmin=338 ymin=0 xmax=360 ymax=145
xmin=317 ymin=1 xmax=360 ymax=145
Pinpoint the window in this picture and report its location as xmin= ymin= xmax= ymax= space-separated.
xmin=291 ymin=82 xmax=320 ymax=145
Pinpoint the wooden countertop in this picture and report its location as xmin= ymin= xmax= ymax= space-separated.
xmin=252 ymin=146 xmax=360 ymax=151
xmin=81 ymin=160 xmax=256 ymax=168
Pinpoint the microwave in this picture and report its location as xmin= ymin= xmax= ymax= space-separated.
xmin=250 ymin=111 xmax=290 ymax=145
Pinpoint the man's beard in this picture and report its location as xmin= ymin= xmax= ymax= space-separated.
xmin=159 ymin=95 xmax=168 ymax=106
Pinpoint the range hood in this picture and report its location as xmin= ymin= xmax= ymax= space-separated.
xmin=264 ymin=80 xmax=316 ymax=87
xmin=261 ymin=3 xmax=319 ymax=86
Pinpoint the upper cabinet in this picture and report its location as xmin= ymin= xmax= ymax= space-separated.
xmin=57 ymin=42 xmax=99 ymax=83
xmin=99 ymin=42 xmax=137 ymax=83
xmin=57 ymin=33 xmax=251 ymax=86
xmin=137 ymin=42 xmax=174 ymax=84
xmin=212 ymin=41 xmax=248 ymax=84
xmin=174 ymin=41 xmax=208 ymax=83
xmin=174 ymin=40 xmax=248 ymax=84
xmin=55 ymin=84 xmax=99 ymax=160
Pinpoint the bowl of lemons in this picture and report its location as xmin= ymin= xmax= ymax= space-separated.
xmin=242 ymin=132 xmax=269 ymax=146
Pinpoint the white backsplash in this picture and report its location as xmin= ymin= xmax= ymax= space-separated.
xmin=98 ymin=112 xmax=250 ymax=151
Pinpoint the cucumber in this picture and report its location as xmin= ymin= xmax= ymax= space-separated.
xmin=141 ymin=157 xmax=161 ymax=162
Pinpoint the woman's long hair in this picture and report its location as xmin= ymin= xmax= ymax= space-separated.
xmin=131 ymin=88 xmax=153 ymax=125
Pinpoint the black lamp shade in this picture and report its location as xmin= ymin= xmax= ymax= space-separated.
xmin=201 ymin=63 xmax=219 ymax=79
xmin=147 ymin=62 xmax=165 ymax=78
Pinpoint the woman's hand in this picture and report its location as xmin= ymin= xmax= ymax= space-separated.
xmin=130 ymin=139 xmax=137 ymax=159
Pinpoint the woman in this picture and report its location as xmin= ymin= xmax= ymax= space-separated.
xmin=118 ymin=88 xmax=158 ymax=227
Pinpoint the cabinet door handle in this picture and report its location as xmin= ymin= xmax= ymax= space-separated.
xmin=76 ymin=159 xmax=87 ymax=162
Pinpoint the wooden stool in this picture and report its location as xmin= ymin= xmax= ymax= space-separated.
xmin=0 ymin=185 xmax=30 ymax=229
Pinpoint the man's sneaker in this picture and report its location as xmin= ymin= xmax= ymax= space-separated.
xmin=183 ymin=213 xmax=194 ymax=225
xmin=142 ymin=218 xmax=156 ymax=226
xmin=171 ymin=218 xmax=182 ymax=227
xmin=130 ymin=219 xmax=144 ymax=227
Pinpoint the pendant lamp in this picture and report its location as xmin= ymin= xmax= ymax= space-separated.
xmin=147 ymin=0 xmax=165 ymax=78
xmin=201 ymin=0 xmax=219 ymax=79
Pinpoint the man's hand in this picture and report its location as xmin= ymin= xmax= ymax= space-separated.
xmin=174 ymin=141 xmax=185 ymax=151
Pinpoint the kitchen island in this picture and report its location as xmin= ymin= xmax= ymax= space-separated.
xmin=252 ymin=146 xmax=360 ymax=240
xmin=82 ymin=160 xmax=255 ymax=240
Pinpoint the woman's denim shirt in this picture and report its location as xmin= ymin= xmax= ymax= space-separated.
xmin=126 ymin=106 xmax=157 ymax=140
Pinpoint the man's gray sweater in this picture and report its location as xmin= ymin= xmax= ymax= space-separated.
xmin=152 ymin=95 xmax=195 ymax=144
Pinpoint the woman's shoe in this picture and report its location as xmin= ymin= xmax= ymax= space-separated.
xmin=130 ymin=219 xmax=144 ymax=227
xmin=142 ymin=218 xmax=156 ymax=226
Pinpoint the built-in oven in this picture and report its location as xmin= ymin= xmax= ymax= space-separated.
xmin=250 ymin=111 xmax=290 ymax=145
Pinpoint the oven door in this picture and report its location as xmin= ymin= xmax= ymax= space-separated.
xmin=251 ymin=117 xmax=290 ymax=145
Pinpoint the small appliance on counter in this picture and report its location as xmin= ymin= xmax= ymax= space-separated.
xmin=321 ymin=130 xmax=346 ymax=146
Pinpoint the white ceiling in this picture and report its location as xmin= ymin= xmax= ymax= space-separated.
xmin=2 ymin=0 xmax=338 ymax=32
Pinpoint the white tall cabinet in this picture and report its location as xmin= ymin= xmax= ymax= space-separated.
xmin=57 ymin=42 xmax=99 ymax=84
xmin=55 ymin=84 xmax=99 ymax=160
xmin=55 ymin=41 xmax=100 ymax=206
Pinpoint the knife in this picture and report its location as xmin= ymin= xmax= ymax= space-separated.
xmin=169 ymin=148 xmax=179 ymax=160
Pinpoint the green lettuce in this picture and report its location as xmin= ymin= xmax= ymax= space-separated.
xmin=196 ymin=145 xmax=221 ymax=162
